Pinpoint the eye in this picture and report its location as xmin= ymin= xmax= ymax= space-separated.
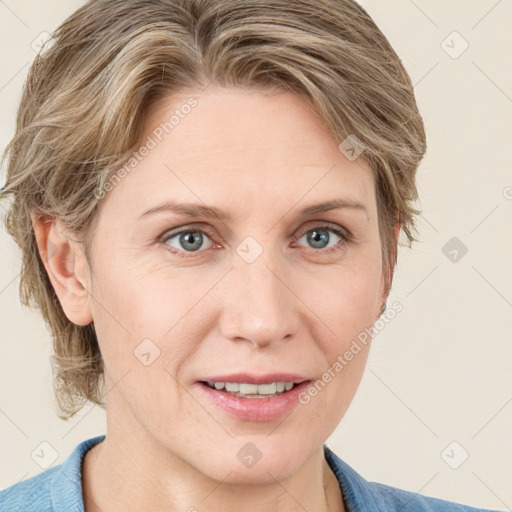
xmin=159 ymin=222 xmax=351 ymax=258
xmin=160 ymin=227 xmax=215 ymax=256
xmin=293 ymin=223 xmax=351 ymax=253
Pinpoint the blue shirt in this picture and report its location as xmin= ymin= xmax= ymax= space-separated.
xmin=0 ymin=434 xmax=503 ymax=511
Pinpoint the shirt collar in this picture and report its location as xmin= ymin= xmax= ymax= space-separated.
xmin=323 ymin=443 xmax=381 ymax=512
xmin=50 ymin=434 xmax=106 ymax=512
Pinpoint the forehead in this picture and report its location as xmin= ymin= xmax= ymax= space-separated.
xmin=101 ymin=88 xmax=376 ymax=220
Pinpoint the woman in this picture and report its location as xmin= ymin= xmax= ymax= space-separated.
xmin=0 ymin=0 xmax=503 ymax=511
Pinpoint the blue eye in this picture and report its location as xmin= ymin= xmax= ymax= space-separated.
xmin=162 ymin=228 xmax=214 ymax=254
xmin=159 ymin=223 xmax=351 ymax=258
xmin=295 ymin=225 xmax=350 ymax=253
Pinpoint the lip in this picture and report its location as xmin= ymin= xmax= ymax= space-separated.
xmin=197 ymin=372 xmax=310 ymax=385
xmin=195 ymin=379 xmax=313 ymax=422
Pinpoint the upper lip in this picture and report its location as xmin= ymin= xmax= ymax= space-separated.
xmin=198 ymin=373 xmax=312 ymax=385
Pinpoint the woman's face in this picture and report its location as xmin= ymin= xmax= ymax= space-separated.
xmin=82 ymin=87 xmax=389 ymax=483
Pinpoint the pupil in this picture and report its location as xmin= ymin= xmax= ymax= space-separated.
xmin=181 ymin=231 xmax=202 ymax=251
xmin=309 ymin=229 xmax=329 ymax=249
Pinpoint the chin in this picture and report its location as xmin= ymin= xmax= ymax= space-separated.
xmin=195 ymin=439 xmax=314 ymax=485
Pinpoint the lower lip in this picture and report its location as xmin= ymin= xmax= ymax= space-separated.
xmin=195 ymin=381 xmax=312 ymax=422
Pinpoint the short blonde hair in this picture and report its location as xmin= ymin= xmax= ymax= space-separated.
xmin=1 ymin=0 xmax=426 ymax=420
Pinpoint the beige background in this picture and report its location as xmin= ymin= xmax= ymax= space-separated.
xmin=1 ymin=0 xmax=511 ymax=509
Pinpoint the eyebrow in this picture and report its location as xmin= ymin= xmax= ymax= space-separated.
xmin=137 ymin=198 xmax=368 ymax=221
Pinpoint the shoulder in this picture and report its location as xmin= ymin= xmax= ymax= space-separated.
xmin=323 ymin=445 xmax=504 ymax=512
xmin=367 ymin=480 xmax=499 ymax=512
xmin=0 ymin=435 xmax=106 ymax=512
xmin=0 ymin=465 xmax=57 ymax=512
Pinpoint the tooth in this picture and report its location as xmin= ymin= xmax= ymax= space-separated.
xmin=257 ymin=383 xmax=277 ymax=395
xmin=214 ymin=381 xmax=296 ymax=395
xmin=239 ymin=383 xmax=259 ymax=394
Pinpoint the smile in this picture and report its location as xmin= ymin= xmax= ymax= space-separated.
xmin=203 ymin=381 xmax=297 ymax=398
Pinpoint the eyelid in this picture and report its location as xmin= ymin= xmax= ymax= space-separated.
xmin=158 ymin=223 xmax=219 ymax=254
xmin=295 ymin=220 xmax=353 ymax=241
xmin=159 ymin=222 xmax=218 ymax=241
xmin=159 ymin=220 xmax=352 ymax=240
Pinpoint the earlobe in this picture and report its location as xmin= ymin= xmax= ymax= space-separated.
xmin=30 ymin=211 xmax=93 ymax=326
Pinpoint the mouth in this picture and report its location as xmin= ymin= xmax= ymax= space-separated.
xmin=195 ymin=373 xmax=314 ymax=422
xmin=199 ymin=380 xmax=306 ymax=399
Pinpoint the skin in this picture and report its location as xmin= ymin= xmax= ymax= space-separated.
xmin=32 ymin=87 xmax=399 ymax=512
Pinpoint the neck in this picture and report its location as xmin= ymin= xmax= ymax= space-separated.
xmin=82 ymin=431 xmax=345 ymax=512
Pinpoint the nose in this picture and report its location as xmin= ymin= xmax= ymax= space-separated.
xmin=218 ymin=254 xmax=299 ymax=350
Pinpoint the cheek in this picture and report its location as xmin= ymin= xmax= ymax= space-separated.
xmin=300 ymin=256 xmax=380 ymax=402
xmin=303 ymin=255 xmax=382 ymax=335
xmin=90 ymin=255 xmax=172 ymax=331
xmin=89 ymin=259 xmax=209 ymax=383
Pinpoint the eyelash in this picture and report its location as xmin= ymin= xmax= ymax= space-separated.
xmin=158 ymin=223 xmax=352 ymax=259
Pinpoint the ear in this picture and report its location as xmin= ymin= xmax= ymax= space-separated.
xmin=30 ymin=211 xmax=93 ymax=326
xmin=377 ymin=219 xmax=400 ymax=318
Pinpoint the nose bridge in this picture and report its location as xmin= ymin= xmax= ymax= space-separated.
xmin=219 ymin=246 xmax=297 ymax=348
